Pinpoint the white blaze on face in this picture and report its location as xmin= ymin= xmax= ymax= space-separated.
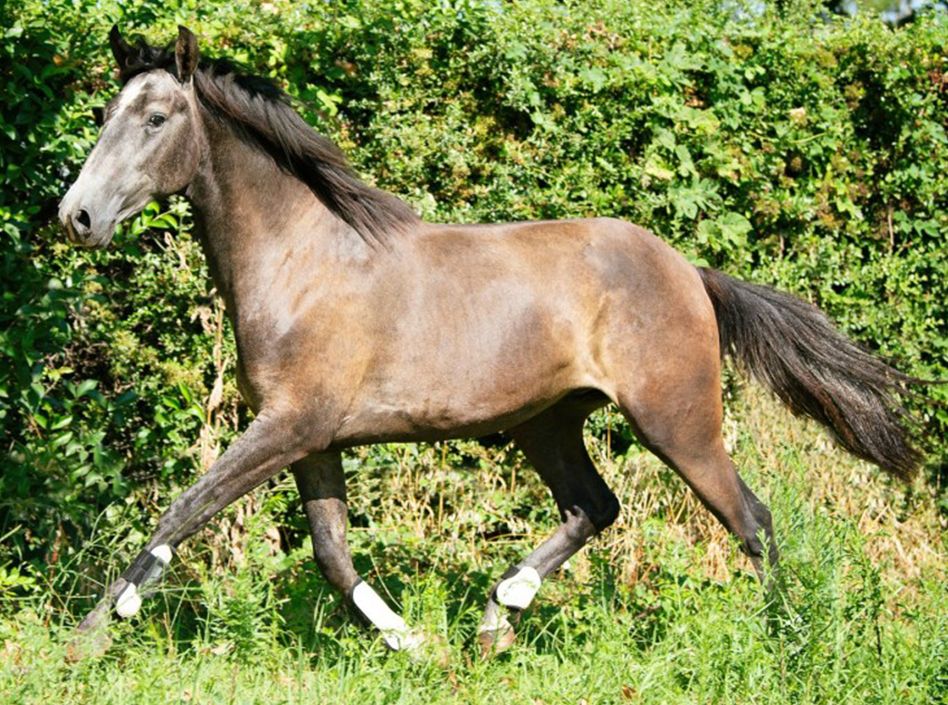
xmin=115 ymin=72 xmax=150 ymax=108
xmin=114 ymin=71 xmax=178 ymax=114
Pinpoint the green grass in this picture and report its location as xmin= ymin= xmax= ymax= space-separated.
xmin=2 ymin=390 xmax=946 ymax=704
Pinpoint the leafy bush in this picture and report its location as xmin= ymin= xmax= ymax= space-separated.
xmin=0 ymin=0 xmax=945 ymax=578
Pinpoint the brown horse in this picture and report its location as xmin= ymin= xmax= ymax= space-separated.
xmin=59 ymin=26 xmax=922 ymax=657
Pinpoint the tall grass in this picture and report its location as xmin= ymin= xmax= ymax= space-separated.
xmin=1 ymin=388 xmax=945 ymax=704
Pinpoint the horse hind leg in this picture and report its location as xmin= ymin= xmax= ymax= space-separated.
xmin=478 ymin=400 xmax=620 ymax=657
xmin=617 ymin=357 xmax=778 ymax=581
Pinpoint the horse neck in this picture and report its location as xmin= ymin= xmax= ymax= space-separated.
xmin=186 ymin=116 xmax=366 ymax=320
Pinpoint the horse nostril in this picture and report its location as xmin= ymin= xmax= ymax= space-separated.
xmin=76 ymin=209 xmax=91 ymax=231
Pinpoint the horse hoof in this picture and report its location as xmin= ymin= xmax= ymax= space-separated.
xmin=477 ymin=623 xmax=516 ymax=659
xmin=65 ymin=603 xmax=114 ymax=662
xmin=65 ymin=624 xmax=112 ymax=663
xmin=387 ymin=629 xmax=451 ymax=667
xmin=409 ymin=632 xmax=451 ymax=668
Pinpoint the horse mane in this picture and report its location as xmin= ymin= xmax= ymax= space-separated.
xmin=115 ymin=39 xmax=420 ymax=247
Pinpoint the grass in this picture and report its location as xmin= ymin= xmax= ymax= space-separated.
xmin=1 ymin=388 xmax=946 ymax=704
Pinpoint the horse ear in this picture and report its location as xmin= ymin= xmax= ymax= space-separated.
xmin=109 ymin=24 xmax=133 ymax=71
xmin=175 ymin=25 xmax=199 ymax=83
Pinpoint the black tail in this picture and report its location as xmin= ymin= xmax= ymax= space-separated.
xmin=698 ymin=267 xmax=922 ymax=481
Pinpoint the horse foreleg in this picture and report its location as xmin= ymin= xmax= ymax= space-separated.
xmin=293 ymin=452 xmax=443 ymax=659
xmin=67 ymin=411 xmax=312 ymax=660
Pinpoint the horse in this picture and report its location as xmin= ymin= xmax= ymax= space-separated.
xmin=59 ymin=25 xmax=923 ymax=658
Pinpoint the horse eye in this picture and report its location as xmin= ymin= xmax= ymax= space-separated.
xmin=147 ymin=113 xmax=167 ymax=128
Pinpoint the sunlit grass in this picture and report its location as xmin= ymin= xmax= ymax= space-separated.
xmin=1 ymin=389 xmax=945 ymax=704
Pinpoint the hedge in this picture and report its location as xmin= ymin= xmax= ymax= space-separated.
xmin=0 ymin=0 xmax=945 ymax=569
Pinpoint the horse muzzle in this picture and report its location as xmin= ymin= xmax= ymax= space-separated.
xmin=59 ymin=201 xmax=116 ymax=248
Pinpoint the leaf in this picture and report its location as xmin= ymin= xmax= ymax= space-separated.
xmin=644 ymin=159 xmax=674 ymax=181
xmin=675 ymin=145 xmax=696 ymax=177
xmin=72 ymin=379 xmax=98 ymax=398
xmin=50 ymin=414 xmax=73 ymax=430
xmin=579 ymin=67 xmax=607 ymax=92
xmin=696 ymin=212 xmax=752 ymax=251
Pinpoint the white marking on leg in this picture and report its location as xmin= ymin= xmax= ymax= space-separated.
xmin=142 ymin=543 xmax=173 ymax=586
xmin=114 ymin=583 xmax=142 ymax=618
xmin=150 ymin=544 xmax=173 ymax=564
xmin=114 ymin=544 xmax=173 ymax=619
xmin=351 ymin=581 xmax=423 ymax=651
xmin=495 ymin=566 xmax=541 ymax=610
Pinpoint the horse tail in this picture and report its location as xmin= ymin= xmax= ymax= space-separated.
xmin=697 ymin=267 xmax=922 ymax=481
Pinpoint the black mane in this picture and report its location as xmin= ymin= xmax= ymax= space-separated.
xmin=116 ymin=39 xmax=420 ymax=247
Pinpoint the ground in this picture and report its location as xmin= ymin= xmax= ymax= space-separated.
xmin=1 ymin=389 xmax=945 ymax=704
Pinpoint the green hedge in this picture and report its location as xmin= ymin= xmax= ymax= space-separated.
xmin=1 ymin=0 xmax=945 ymax=568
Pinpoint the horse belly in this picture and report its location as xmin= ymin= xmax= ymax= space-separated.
xmin=334 ymin=300 xmax=589 ymax=444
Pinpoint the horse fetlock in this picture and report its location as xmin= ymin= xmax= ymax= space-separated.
xmin=382 ymin=627 xmax=425 ymax=653
xmin=114 ymin=544 xmax=173 ymax=619
xmin=67 ymin=580 xmax=128 ymax=662
xmin=742 ymin=534 xmax=766 ymax=560
xmin=114 ymin=583 xmax=143 ymax=619
xmin=66 ymin=606 xmax=114 ymax=663
xmin=76 ymin=593 xmax=117 ymax=634
xmin=478 ymin=572 xmax=534 ymax=659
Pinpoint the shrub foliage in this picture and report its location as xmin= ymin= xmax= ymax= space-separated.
xmin=0 ymin=0 xmax=945 ymax=572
